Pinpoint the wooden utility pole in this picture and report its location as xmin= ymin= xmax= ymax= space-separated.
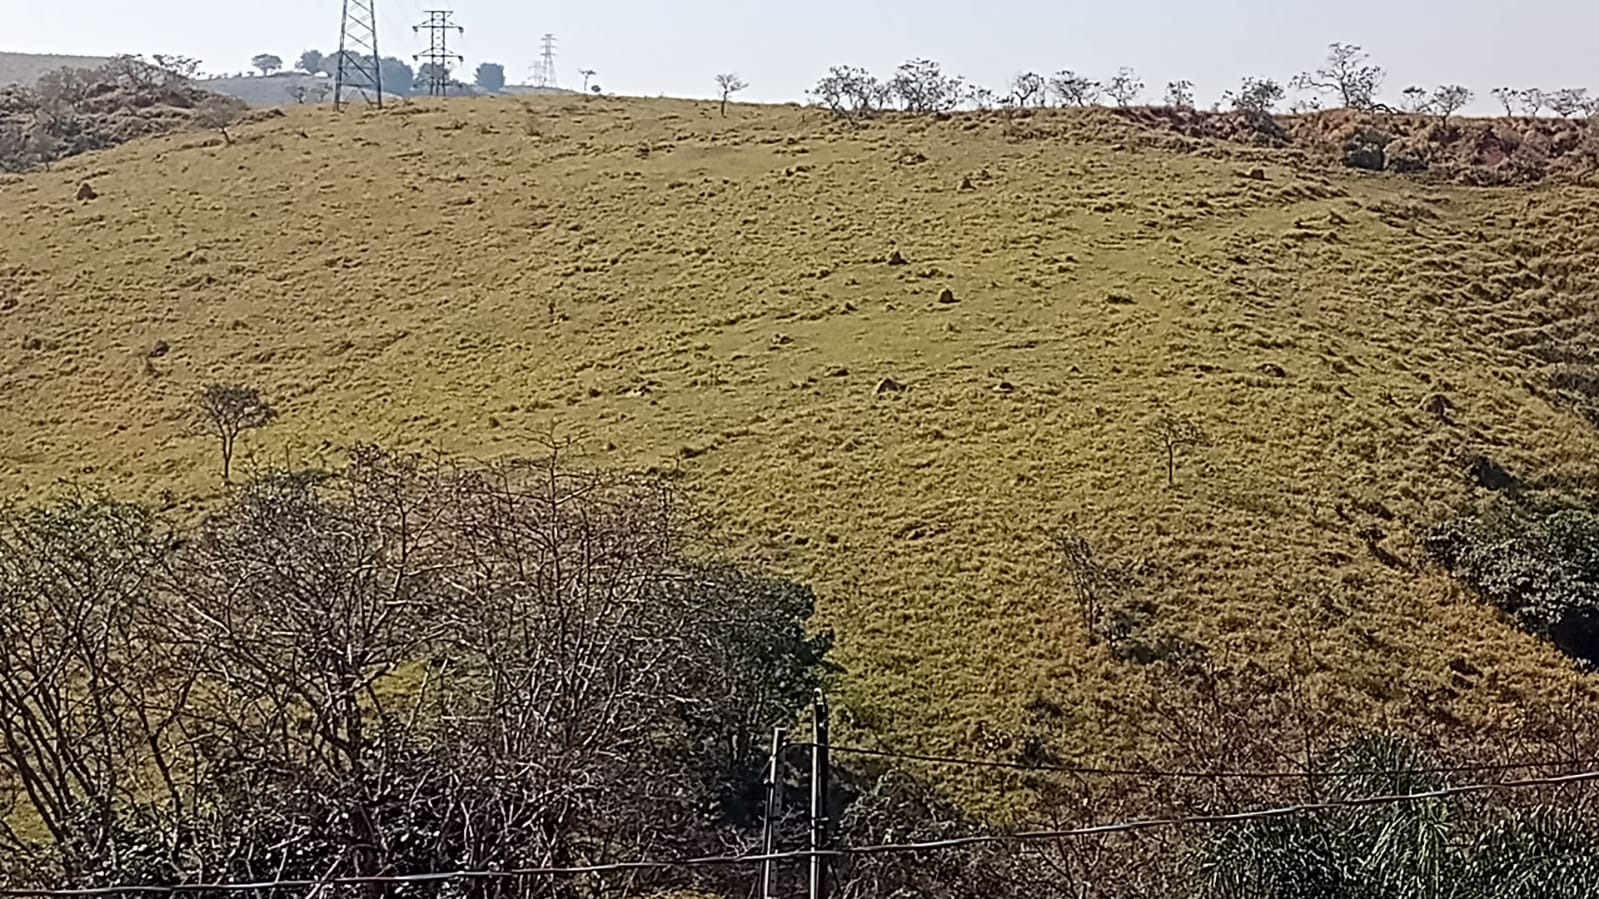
xmin=808 ymin=693 xmax=830 ymax=899
xmin=761 ymin=727 xmax=786 ymax=899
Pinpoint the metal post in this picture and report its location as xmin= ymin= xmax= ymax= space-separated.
xmin=761 ymin=727 xmax=785 ymax=899
xmin=808 ymin=694 xmax=830 ymax=899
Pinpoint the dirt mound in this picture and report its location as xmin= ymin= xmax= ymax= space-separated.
xmin=0 ymin=57 xmax=240 ymax=172
xmin=1288 ymin=109 xmax=1598 ymax=185
xmin=1115 ymin=105 xmax=1291 ymax=147
xmin=1112 ymin=105 xmax=1598 ymax=186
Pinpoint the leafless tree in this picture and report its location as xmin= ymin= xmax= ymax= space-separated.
xmin=0 ymin=497 xmax=197 ymax=887
xmin=715 ymin=72 xmax=748 ymax=116
xmin=888 ymin=58 xmax=966 ymax=114
xmin=1549 ymin=87 xmax=1590 ymax=118
xmin=1106 ymin=67 xmax=1144 ymax=107
xmin=1164 ymin=80 xmax=1194 ymax=109
xmin=1518 ymin=88 xmax=1548 ymax=117
xmin=813 ymin=66 xmax=889 ymax=120
xmin=1224 ymin=77 xmax=1285 ymax=114
xmin=579 ymin=68 xmax=596 ymax=92
xmin=34 ymin=67 xmax=96 ymax=119
xmin=1057 ymin=531 xmax=1128 ymax=646
xmin=1292 ymin=42 xmax=1384 ymax=111
xmin=148 ymin=54 xmax=201 ymax=85
xmin=1490 ymin=87 xmax=1518 ymax=117
xmin=1430 ymin=84 xmax=1473 ymax=123
xmin=1145 ymin=408 xmax=1210 ymax=487
xmin=1401 ymin=85 xmax=1430 ymax=113
xmin=1049 ymin=70 xmax=1099 ymax=107
xmin=1009 ymin=71 xmax=1047 ymax=107
xmin=160 ymin=446 xmax=824 ymax=894
xmin=195 ymin=383 xmax=276 ymax=483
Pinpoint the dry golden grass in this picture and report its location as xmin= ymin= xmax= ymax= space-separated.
xmin=3 ymin=95 xmax=1599 ymax=812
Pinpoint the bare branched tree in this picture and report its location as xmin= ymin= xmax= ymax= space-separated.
xmin=1145 ymin=408 xmax=1210 ymax=487
xmin=1291 ymin=42 xmax=1385 ymax=111
xmin=1058 ymin=531 xmax=1116 ymax=646
xmin=1009 ymin=71 xmax=1047 ymax=108
xmin=1224 ymin=77 xmax=1285 ymax=115
xmin=1518 ymin=88 xmax=1548 ymax=117
xmin=156 ymin=447 xmax=824 ymax=894
xmin=1430 ymin=84 xmax=1473 ymax=123
xmin=1165 ymin=80 xmax=1194 ymax=109
xmin=195 ymin=384 xmax=277 ymax=483
xmin=1401 ymin=85 xmax=1430 ymax=113
xmin=715 ymin=72 xmax=748 ymax=116
xmin=1490 ymin=87 xmax=1518 ymax=117
xmin=812 ymin=65 xmax=888 ymax=120
xmin=888 ymin=58 xmax=966 ymax=114
xmin=1550 ymin=88 xmax=1590 ymax=118
xmin=0 ymin=497 xmax=196 ymax=887
xmin=1106 ymin=67 xmax=1144 ymax=107
xmin=1049 ymin=70 xmax=1100 ymax=107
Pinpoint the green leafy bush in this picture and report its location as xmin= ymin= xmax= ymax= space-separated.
xmin=1425 ymin=501 xmax=1599 ymax=663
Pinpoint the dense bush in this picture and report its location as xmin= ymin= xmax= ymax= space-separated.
xmin=1426 ymin=500 xmax=1599 ymax=664
xmin=1195 ymin=736 xmax=1599 ymax=899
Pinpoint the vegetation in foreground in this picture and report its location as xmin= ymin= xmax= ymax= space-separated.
xmin=0 ymin=448 xmax=829 ymax=894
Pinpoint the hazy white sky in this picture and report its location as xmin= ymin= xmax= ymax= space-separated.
xmin=6 ymin=0 xmax=1595 ymax=111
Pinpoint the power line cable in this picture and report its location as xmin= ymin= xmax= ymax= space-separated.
xmin=6 ymin=767 xmax=1598 ymax=897
xmin=813 ymin=742 xmax=1599 ymax=781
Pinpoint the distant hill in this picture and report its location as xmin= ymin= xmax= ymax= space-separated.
xmin=201 ymin=72 xmax=505 ymax=107
xmin=199 ymin=72 xmax=335 ymax=107
xmin=502 ymin=84 xmax=580 ymax=97
xmin=0 ymin=51 xmax=112 ymax=87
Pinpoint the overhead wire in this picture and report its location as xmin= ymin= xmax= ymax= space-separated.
xmin=809 ymin=742 xmax=1599 ymax=780
xmin=5 ymin=767 xmax=1598 ymax=896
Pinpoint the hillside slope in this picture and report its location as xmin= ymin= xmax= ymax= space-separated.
xmin=0 ymin=52 xmax=112 ymax=87
xmin=3 ymin=96 xmax=1599 ymax=806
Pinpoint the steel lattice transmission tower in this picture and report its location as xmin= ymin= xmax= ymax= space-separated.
xmin=334 ymin=0 xmax=383 ymax=109
xmin=413 ymin=10 xmax=465 ymax=97
xmin=533 ymin=33 xmax=557 ymax=88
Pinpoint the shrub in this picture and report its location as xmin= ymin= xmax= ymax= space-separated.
xmin=1225 ymin=77 xmax=1286 ymax=114
xmin=1049 ymin=70 xmax=1099 ymax=106
xmin=888 ymin=58 xmax=966 ymax=114
xmin=1106 ymin=67 xmax=1144 ymax=107
xmin=1425 ymin=500 xmax=1599 ymax=664
xmin=812 ymin=65 xmax=888 ymax=120
xmin=1195 ymin=735 xmax=1599 ymax=899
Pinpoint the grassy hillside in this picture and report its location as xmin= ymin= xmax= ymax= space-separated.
xmin=3 ymin=95 xmax=1599 ymax=808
